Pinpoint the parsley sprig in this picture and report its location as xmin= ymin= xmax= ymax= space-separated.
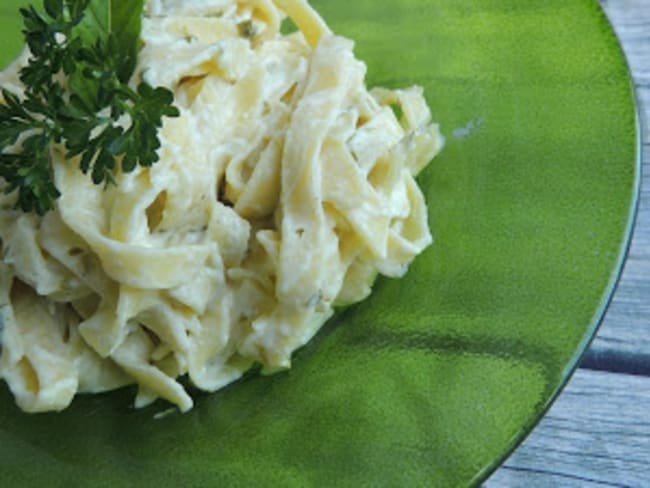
xmin=0 ymin=0 xmax=179 ymax=215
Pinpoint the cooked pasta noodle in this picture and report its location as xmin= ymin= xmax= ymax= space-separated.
xmin=0 ymin=0 xmax=443 ymax=413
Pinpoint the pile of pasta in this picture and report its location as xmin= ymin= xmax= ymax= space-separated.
xmin=0 ymin=0 xmax=443 ymax=413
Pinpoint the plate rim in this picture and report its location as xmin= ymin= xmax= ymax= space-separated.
xmin=473 ymin=2 xmax=644 ymax=484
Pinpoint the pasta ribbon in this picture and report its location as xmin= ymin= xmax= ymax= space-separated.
xmin=0 ymin=0 xmax=443 ymax=413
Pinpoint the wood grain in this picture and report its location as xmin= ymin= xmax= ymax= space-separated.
xmin=485 ymin=370 xmax=650 ymax=488
xmin=486 ymin=1 xmax=650 ymax=486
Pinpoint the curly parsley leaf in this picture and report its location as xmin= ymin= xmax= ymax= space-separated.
xmin=0 ymin=0 xmax=179 ymax=215
xmin=73 ymin=0 xmax=144 ymax=82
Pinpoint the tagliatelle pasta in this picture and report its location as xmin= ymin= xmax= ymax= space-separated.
xmin=0 ymin=0 xmax=443 ymax=413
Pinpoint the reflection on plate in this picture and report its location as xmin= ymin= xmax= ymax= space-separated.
xmin=0 ymin=0 xmax=639 ymax=486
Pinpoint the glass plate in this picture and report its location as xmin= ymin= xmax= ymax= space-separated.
xmin=0 ymin=1 xmax=639 ymax=486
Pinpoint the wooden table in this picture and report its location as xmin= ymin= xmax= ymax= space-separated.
xmin=485 ymin=1 xmax=650 ymax=486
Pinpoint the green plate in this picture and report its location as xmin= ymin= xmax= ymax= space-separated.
xmin=0 ymin=1 xmax=639 ymax=486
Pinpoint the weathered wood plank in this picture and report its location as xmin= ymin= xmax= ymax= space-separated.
xmin=586 ymin=251 xmax=650 ymax=359
xmin=484 ymin=369 xmax=650 ymax=488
